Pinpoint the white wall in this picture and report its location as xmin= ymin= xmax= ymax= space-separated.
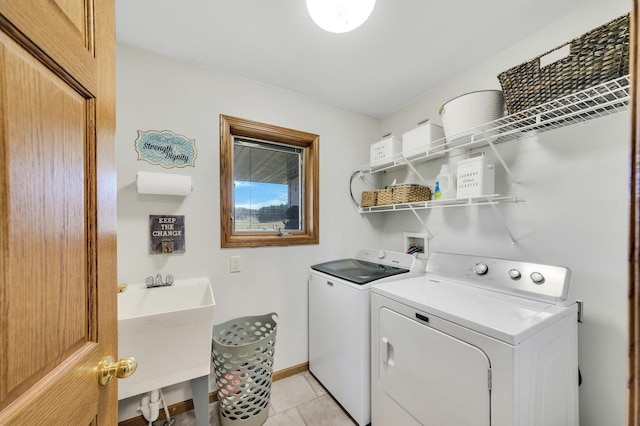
xmin=115 ymin=44 xmax=381 ymax=421
xmin=379 ymin=1 xmax=631 ymax=425
xmin=117 ymin=0 xmax=632 ymax=423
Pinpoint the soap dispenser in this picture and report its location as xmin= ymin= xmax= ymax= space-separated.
xmin=434 ymin=164 xmax=455 ymax=200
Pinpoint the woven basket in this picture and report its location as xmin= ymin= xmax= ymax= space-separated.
xmin=392 ymin=184 xmax=432 ymax=204
xmin=497 ymin=14 xmax=629 ymax=114
xmin=376 ymin=188 xmax=393 ymax=205
xmin=361 ymin=190 xmax=377 ymax=207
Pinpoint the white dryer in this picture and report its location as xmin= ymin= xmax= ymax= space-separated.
xmin=371 ymin=252 xmax=580 ymax=426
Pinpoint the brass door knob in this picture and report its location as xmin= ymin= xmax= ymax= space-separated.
xmin=99 ymin=356 xmax=137 ymax=386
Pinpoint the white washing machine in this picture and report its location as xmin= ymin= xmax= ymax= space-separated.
xmin=371 ymin=252 xmax=580 ymax=426
xmin=309 ymin=249 xmax=426 ymax=426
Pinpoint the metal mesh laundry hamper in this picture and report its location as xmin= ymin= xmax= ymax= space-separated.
xmin=212 ymin=312 xmax=278 ymax=426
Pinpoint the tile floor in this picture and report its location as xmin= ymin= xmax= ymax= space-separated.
xmin=166 ymin=371 xmax=357 ymax=426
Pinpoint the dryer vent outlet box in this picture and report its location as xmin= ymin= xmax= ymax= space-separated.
xmin=404 ymin=232 xmax=428 ymax=259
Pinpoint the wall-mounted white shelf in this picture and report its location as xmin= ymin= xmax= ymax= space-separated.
xmin=359 ymin=194 xmax=522 ymax=213
xmin=352 ymin=76 xmax=630 ymax=246
xmin=359 ymin=194 xmax=523 ymax=246
xmin=357 ymin=75 xmax=630 ymax=175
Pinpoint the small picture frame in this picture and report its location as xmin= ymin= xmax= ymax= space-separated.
xmin=149 ymin=215 xmax=185 ymax=254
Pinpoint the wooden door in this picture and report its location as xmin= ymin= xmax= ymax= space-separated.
xmin=0 ymin=1 xmax=118 ymax=424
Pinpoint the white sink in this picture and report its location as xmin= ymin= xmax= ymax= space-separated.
xmin=118 ymin=277 xmax=215 ymax=400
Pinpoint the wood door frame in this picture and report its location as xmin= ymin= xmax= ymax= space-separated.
xmin=94 ymin=0 xmax=118 ymax=421
xmin=630 ymin=2 xmax=640 ymax=425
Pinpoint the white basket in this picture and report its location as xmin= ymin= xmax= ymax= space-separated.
xmin=402 ymin=122 xmax=445 ymax=158
xmin=439 ymin=90 xmax=504 ymax=143
xmin=212 ymin=313 xmax=278 ymax=426
xmin=370 ymin=135 xmax=401 ymax=166
xmin=456 ymin=154 xmax=495 ymax=198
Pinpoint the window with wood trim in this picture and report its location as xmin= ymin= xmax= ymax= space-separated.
xmin=220 ymin=115 xmax=319 ymax=247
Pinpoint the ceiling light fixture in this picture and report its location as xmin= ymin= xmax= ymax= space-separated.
xmin=306 ymin=0 xmax=376 ymax=34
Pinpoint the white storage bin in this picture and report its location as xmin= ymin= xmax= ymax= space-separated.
xmin=439 ymin=90 xmax=504 ymax=144
xmin=370 ymin=135 xmax=402 ymax=167
xmin=456 ymin=154 xmax=495 ymax=198
xmin=402 ymin=122 xmax=445 ymax=158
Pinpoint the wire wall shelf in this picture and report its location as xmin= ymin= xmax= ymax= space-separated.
xmin=359 ymin=195 xmax=522 ymax=213
xmin=354 ymin=75 xmax=629 ymax=235
xmin=358 ymin=75 xmax=630 ymax=174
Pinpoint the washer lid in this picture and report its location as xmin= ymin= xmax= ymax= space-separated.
xmin=372 ymin=276 xmax=578 ymax=345
xmin=311 ymin=258 xmax=410 ymax=285
xmin=310 ymin=249 xmax=424 ymax=285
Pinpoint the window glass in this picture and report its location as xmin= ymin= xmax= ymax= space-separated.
xmin=233 ymin=138 xmax=303 ymax=233
xmin=220 ymin=115 xmax=319 ymax=248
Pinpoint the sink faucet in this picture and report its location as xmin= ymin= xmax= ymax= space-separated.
xmin=146 ymin=273 xmax=174 ymax=288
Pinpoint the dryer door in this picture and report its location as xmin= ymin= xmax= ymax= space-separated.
xmin=378 ymin=307 xmax=491 ymax=426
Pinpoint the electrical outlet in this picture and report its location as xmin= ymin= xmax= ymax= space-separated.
xmin=230 ymin=256 xmax=242 ymax=273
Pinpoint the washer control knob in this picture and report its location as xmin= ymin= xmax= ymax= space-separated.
xmin=474 ymin=263 xmax=489 ymax=275
xmin=509 ymin=269 xmax=522 ymax=280
xmin=530 ymin=272 xmax=545 ymax=284
xmin=378 ymin=251 xmax=386 ymax=259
